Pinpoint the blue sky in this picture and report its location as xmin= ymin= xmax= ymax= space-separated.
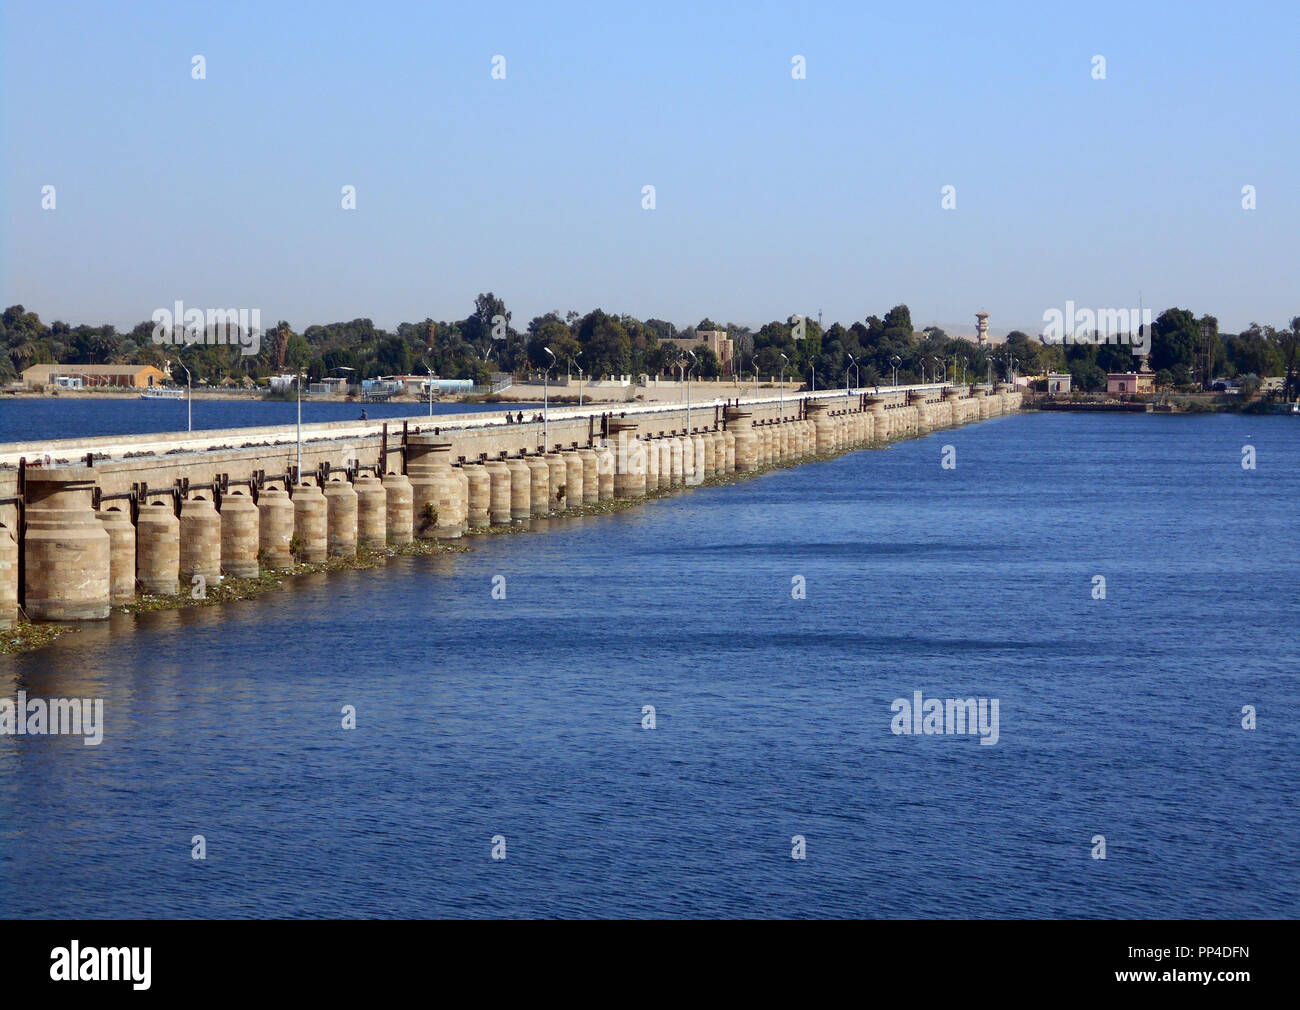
xmin=2 ymin=0 xmax=1297 ymax=336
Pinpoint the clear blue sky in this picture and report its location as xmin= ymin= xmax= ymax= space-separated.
xmin=3 ymin=0 xmax=1297 ymax=336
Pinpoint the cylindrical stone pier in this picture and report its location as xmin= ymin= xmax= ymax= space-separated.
xmin=353 ymin=473 xmax=387 ymax=549
xmin=96 ymin=505 xmax=136 ymax=605
xmin=506 ymin=456 xmax=532 ymax=519
xmin=0 ymin=524 xmax=16 ymax=628
xmin=545 ymin=452 xmax=568 ymax=511
xmin=323 ymin=477 xmax=358 ymax=557
xmin=577 ymin=448 xmax=599 ymax=505
xmin=726 ymin=409 xmax=757 ymax=471
xmin=137 ymin=498 xmax=181 ymax=595
xmin=807 ymin=403 xmax=835 ymax=455
xmin=257 ymin=485 xmax=295 ymax=570
xmin=562 ymin=451 xmax=585 ymax=507
xmin=644 ymin=438 xmax=661 ymax=491
xmin=292 ymin=481 xmax=328 ymax=563
xmin=179 ymin=494 xmax=222 ymax=585
xmin=24 ymin=468 xmax=111 ymax=621
xmin=382 ymin=472 xmax=413 ymax=545
xmin=610 ymin=421 xmax=645 ymax=498
xmin=464 ymin=463 xmax=491 ymax=529
xmin=219 ymin=488 xmax=260 ymax=579
xmin=407 ymin=437 xmax=464 ymax=539
xmin=526 ymin=453 xmax=550 ymax=515
xmin=485 ymin=459 xmax=512 ymax=525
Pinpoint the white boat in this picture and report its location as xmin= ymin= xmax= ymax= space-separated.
xmin=139 ymin=387 xmax=185 ymax=400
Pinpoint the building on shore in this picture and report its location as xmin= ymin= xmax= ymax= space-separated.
xmin=1047 ymin=372 xmax=1072 ymax=394
xmin=22 ymin=363 xmax=169 ymax=389
xmin=659 ymin=330 xmax=734 ymax=372
xmin=1107 ymin=372 xmax=1155 ymax=395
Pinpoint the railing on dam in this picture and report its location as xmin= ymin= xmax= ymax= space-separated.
xmin=0 ymin=382 xmax=1023 ymax=628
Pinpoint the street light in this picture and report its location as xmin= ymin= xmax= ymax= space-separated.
xmin=752 ymin=355 xmax=760 ymax=398
xmin=847 ymin=353 xmax=860 ymax=391
xmin=568 ymin=350 xmax=583 ymax=406
xmin=422 ymin=354 xmax=436 ymax=416
xmin=177 ymin=361 xmax=192 ymax=432
xmin=686 ymin=348 xmax=697 ymax=429
xmin=890 ymin=354 xmax=902 ymax=388
xmin=295 ymin=364 xmax=304 ymax=482
xmin=543 ymin=346 xmax=555 ymax=450
xmin=779 ymin=352 xmax=788 ymax=419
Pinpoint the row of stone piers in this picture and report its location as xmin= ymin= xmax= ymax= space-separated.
xmin=0 ymin=386 xmax=1021 ymax=625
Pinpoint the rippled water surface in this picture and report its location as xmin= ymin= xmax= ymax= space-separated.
xmin=1 ymin=411 xmax=1297 ymax=918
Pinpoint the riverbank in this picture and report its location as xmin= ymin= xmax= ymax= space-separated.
xmin=1023 ymin=393 xmax=1291 ymax=413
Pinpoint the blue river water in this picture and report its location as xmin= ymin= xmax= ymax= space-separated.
xmin=0 ymin=397 xmax=519 ymax=443
xmin=1 ymin=410 xmax=1297 ymax=918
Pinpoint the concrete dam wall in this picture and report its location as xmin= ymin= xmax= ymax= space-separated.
xmin=0 ymin=384 xmax=1023 ymax=625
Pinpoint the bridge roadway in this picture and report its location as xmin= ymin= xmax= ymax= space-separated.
xmin=0 ymin=383 xmax=959 ymax=469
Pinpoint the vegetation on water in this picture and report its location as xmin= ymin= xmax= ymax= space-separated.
xmin=2 ymin=622 xmax=76 ymax=655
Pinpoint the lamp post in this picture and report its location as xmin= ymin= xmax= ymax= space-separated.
xmin=847 ymin=353 xmax=860 ymax=391
xmin=686 ymin=348 xmax=697 ymax=429
xmin=543 ymin=346 xmax=555 ymax=450
xmin=422 ymin=355 xmax=435 ymax=416
xmin=177 ymin=361 xmax=192 ymax=432
xmin=890 ymin=355 xmax=902 ymax=388
xmin=752 ymin=356 xmax=759 ymax=398
xmin=779 ymin=352 xmax=788 ymax=419
xmin=568 ymin=351 xmax=583 ymax=406
xmin=295 ymin=365 xmax=304 ymax=482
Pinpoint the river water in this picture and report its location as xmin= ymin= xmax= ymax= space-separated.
xmin=1 ymin=410 xmax=1296 ymax=918
xmin=0 ymin=397 xmax=517 ymax=444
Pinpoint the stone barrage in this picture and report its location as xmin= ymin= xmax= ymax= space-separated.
xmin=4 ymin=388 xmax=1018 ymax=624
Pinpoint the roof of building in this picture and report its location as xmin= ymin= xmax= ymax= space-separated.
xmin=22 ymin=363 xmax=166 ymax=375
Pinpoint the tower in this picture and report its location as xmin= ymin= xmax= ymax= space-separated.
xmin=975 ymin=312 xmax=990 ymax=348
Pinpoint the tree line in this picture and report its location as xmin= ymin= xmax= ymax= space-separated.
xmin=2 ymin=298 xmax=1297 ymax=399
